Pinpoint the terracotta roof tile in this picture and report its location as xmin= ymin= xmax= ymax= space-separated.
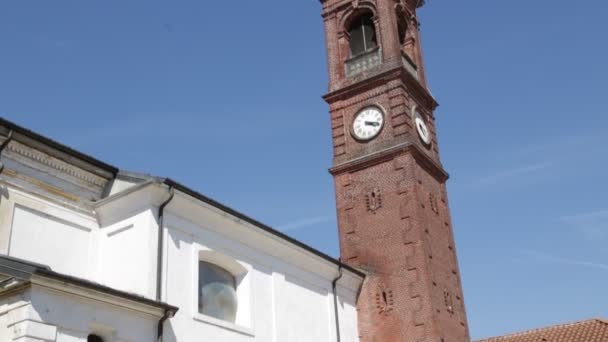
xmin=477 ymin=318 xmax=608 ymax=342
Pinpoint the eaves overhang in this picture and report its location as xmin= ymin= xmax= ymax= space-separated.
xmin=0 ymin=117 xmax=119 ymax=179
xmin=0 ymin=117 xmax=366 ymax=283
xmin=0 ymin=255 xmax=178 ymax=317
xmin=163 ymin=178 xmax=366 ymax=280
xmin=94 ymin=178 xmax=366 ymax=290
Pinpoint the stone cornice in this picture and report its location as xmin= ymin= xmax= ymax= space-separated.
xmin=323 ymin=63 xmax=438 ymax=111
xmin=5 ymin=140 xmax=108 ymax=189
xmin=31 ymin=275 xmax=175 ymax=318
xmin=329 ymin=142 xmax=449 ymax=182
xmin=0 ymin=118 xmax=117 ymax=178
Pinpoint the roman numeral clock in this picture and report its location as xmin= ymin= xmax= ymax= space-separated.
xmin=352 ymin=107 xmax=384 ymax=141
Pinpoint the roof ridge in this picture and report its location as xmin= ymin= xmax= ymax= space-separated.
xmin=476 ymin=318 xmax=603 ymax=341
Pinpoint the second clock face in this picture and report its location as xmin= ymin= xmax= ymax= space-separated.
xmin=414 ymin=111 xmax=432 ymax=146
xmin=352 ymin=107 xmax=384 ymax=141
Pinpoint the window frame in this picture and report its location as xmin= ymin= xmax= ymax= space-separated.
xmin=198 ymin=260 xmax=238 ymax=322
xmin=191 ymin=248 xmax=254 ymax=336
xmin=347 ymin=13 xmax=378 ymax=57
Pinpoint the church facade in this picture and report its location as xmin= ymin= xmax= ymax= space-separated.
xmin=0 ymin=1 xmax=603 ymax=342
xmin=0 ymin=118 xmax=364 ymax=341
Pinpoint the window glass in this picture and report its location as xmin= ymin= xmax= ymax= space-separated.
xmin=198 ymin=261 xmax=238 ymax=323
xmin=361 ymin=16 xmax=377 ymax=51
xmin=397 ymin=16 xmax=407 ymax=46
xmin=349 ymin=14 xmax=377 ymax=56
xmin=349 ymin=19 xmax=366 ymax=56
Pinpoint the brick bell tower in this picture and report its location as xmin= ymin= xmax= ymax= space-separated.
xmin=320 ymin=0 xmax=470 ymax=341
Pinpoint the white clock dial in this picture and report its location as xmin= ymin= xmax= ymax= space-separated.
xmin=414 ymin=111 xmax=432 ymax=146
xmin=352 ymin=107 xmax=384 ymax=141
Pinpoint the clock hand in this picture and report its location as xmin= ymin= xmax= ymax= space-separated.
xmin=365 ymin=121 xmax=380 ymax=127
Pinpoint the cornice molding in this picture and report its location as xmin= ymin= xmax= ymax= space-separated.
xmin=5 ymin=141 xmax=108 ymax=188
xmin=31 ymin=276 xmax=170 ymax=318
xmin=323 ymin=63 xmax=438 ymax=111
xmin=329 ymin=142 xmax=449 ymax=182
xmin=91 ymin=180 xmax=366 ymax=289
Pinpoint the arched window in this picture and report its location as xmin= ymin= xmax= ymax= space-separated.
xmin=198 ymin=261 xmax=238 ymax=323
xmin=397 ymin=15 xmax=408 ymax=46
xmin=348 ymin=13 xmax=378 ymax=56
xmin=87 ymin=335 xmax=104 ymax=342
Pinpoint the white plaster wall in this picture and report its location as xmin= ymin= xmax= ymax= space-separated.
xmin=107 ymin=178 xmax=139 ymax=197
xmin=0 ymin=310 xmax=8 ymax=342
xmin=0 ymin=183 xmax=362 ymax=342
xmin=0 ymin=288 xmax=31 ymax=341
xmin=3 ymin=187 xmax=98 ymax=280
xmin=0 ymin=287 xmax=158 ymax=342
xmin=1 ymin=184 xmax=160 ymax=300
xmin=11 ymin=205 xmax=92 ymax=277
xmin=96 ymin=207 xmax=159 ymax=300
xmin=336 ymin=287 xmax=360 ymax=342
xmin=162 ymin=213 xmax=360 ymax=342
xmin=274 ymin=272 xmax=332 ymax=342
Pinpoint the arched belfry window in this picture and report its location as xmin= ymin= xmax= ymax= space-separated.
xmin=397 ymin=15 xmax=408 ymax=46
xmin=348 ymin=13 xmax=378 ymax=56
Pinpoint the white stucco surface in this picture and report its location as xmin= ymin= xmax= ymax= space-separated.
xmin=0 ymin=159 xmax=363 ymax=342
xmin=162 ymin=212 xmax=360 ymax=342
xmin=0 ymin=285 xmax=160 ymax=341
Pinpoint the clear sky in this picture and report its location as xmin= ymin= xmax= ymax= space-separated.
xmin=1 ymin=0 xmax=607 ymax=339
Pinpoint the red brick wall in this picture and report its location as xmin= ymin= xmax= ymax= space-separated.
xmin=321 ymin=1 xmax=471 ymax=341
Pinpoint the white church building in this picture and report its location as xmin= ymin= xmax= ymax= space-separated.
xmin=0 ymin=118 xmax=365 ymax=341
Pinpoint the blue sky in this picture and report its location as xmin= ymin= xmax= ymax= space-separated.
xmin=1 ymin=0 xmax=607 ymax=339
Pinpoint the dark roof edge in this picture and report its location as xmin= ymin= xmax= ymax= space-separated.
xmin=0 ymin=117 xmax=119 ymax=177
xmin=36 ymin=268 xmax=178 ymax=314
xmin=164 ymin=178 xmax=366 ymax=279
xmin=0 ymin=117 xmax=364 ymax=280
xmin=0 ymin=255 xmax=177 ymax=314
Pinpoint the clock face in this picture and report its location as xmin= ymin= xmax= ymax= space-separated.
xmin=414 ymin=111 xmax=432 ymax=146
xmin=352 ymin=107 xmax=384 ymax=141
